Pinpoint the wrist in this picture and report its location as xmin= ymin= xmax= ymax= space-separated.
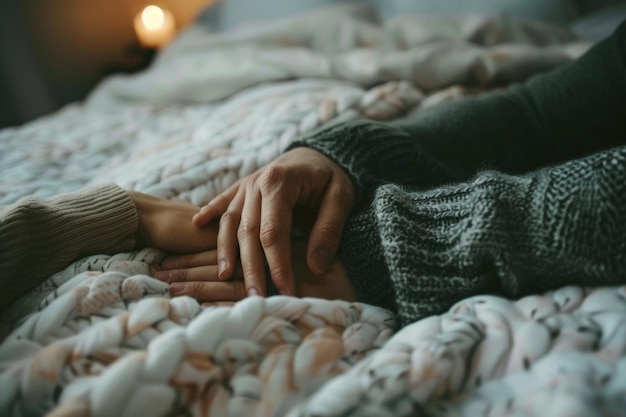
xmin=128 ymin=190 xmax=154 ymax=248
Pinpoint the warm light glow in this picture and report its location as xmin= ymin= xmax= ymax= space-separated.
xmin=135 ymin=4 xmax=176 ymax=48
xmin=141 ymin=5 xmax=166 ymax=31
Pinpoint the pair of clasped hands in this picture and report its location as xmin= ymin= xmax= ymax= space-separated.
xmin=135 ymin=148 xmax=357 ymax=305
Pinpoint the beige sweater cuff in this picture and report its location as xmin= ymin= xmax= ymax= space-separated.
xmin=0 ymin=184 xmax=138 ymax=309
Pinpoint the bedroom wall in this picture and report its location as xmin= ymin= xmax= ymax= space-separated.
xmin=24 ymin=0 xmax=217 ymax=87
xmin=0 ymin=0 xmax=217 ymax=128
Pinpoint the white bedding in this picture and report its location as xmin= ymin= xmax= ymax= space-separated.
xmin=0 ymin=3 xmax=588 ymax=207
xmin=2 ymin=4 xmax=623 ymax=417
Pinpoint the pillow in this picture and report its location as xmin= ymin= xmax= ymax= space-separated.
xmin=371 ymin=0 xmax=580 ymax=24
xmin=196 ymin=0 xmax=363 ymax=32
xmin=570 ymin=3 xmax=626 ymax=41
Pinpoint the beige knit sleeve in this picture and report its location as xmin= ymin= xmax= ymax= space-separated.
xmin=0 ymin=184 xmax=138 ymax=309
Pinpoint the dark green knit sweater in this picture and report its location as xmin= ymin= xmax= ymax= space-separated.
xmin=291 ymin=21 xmax=626 ymax=326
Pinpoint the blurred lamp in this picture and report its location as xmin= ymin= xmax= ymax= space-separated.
xmin=134 ymin=5 xmax=176 ymax=48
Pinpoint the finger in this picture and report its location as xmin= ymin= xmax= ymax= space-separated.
xmin=154 ymin=264 xmax=244 ymax=282
xmin=154 ymin=265 xmax=219 ymax=283
xmin=307 ymin=176 xmax=354 ymax=274
xmin=162 ymin=250 xmax=218 ymax=270
xmin=237 ymin=187 xmax=267 ymax=297
xmin=216 ymin=190 xmax=246 ymax=281
xmin=169 ymin=281 xmax=247 ymax=302
xmin=259 ymin=185 xmax=295 ymax=296
xmin=193 ymin=182 xmax=240 ymax=227
xmin=202 ymin=301 xmax=236 ymax=308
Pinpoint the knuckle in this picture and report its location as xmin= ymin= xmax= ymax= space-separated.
xmin=259 ymin=166 xmax=287 ymax=192
xmin=259 ymin=223 xmax=282 ymax=247
xmin=237 ymin=220 xmax=258 ymax=239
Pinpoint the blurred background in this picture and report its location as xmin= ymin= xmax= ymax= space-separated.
xmin=2 ymin=0 xmax=625 ymax=129
xmin=0 ymin=0 xmax=215 ymax=129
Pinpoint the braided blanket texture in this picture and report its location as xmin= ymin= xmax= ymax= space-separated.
xmin=3 ymin=4 xmax=623 ymax=416
xmin=2 ymin=257 xmax=625 ymax=416
xmin=0 ymin=262 xmax=395 ymax=417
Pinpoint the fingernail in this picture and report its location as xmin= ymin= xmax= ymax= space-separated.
xmin=279 ymin=289 xmax=291 ymax=296
xmin=169 ymin=282 xmax=186 ymax=296
xmin=311 ymin=248 xmax=333 ymax=273
xmin=248 ymin=288 xmax=259 ymax=297
xmin=218 ymin=260 xmax=228 ymax=280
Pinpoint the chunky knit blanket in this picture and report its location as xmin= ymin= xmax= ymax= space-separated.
xmin=3 ymin=4 xmax=624 ymax=417
xmin=2 ymin=255 xmax=625 ymax=416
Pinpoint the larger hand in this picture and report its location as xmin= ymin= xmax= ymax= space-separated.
xmin=192 ymin=147 xmax=356 ymax=297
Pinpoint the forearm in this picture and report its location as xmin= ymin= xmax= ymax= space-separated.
xmin=338 ymin=145 xmax=626 ymax=327
xmin=393 ymin=20 xmax=626 ymax=178
xmin=295 ymin=21 xmax=626 ymax=196
xmin=0 ymin=184 xmax=138 ymax=309
xmin=462 ymin=147 xmax=626 ymax=297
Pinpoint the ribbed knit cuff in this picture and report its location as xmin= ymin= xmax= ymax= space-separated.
xmin=41 ymin=184 xmax=139 ymax=254
xmin=0 ymin=184 xmax=138 ymax=309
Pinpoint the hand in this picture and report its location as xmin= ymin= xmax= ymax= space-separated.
xmin=192 ymin=147 xmax=356 ymax=297
xmin=157 ymin=239 xmax=357 ymax=302
xmin=153 ymin=249 xmax=247 ymax=302
xmin=129 ymin=191 xmax=219 ymax=253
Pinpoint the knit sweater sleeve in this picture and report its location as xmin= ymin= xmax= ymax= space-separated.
xmin=291 ymin=20 xmax=626 ymax=192
xmin=342 ymin=145 xmax=626 ymax=327
xmin=0 ymin=184 xmax=138 ymax=309
xmin=393 ymin=19 xmax=626 ymax=179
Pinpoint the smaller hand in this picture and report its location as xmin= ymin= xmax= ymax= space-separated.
xmin=129 ymin=191 xmax=219 ymax=253
xmin=153 ymin=249 xmax=247 ymax=302
xmin=158 ymin=239 xmax=357 ymax=302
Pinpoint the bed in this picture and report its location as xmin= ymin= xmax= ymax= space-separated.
xmin=1 ymin=1 xmax=626 ymax=416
